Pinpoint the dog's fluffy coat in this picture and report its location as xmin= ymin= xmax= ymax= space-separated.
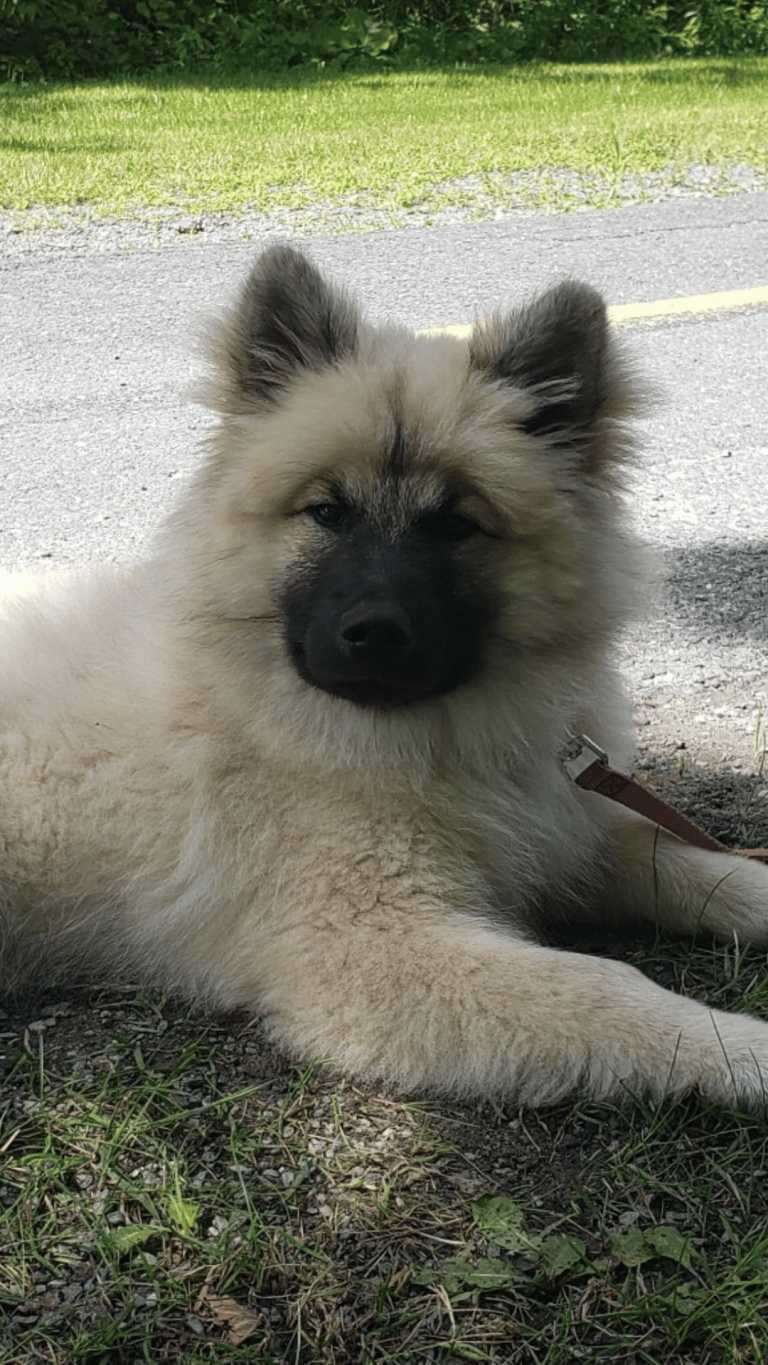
xmin=3 ymin=245 xmax=768 ymax=1109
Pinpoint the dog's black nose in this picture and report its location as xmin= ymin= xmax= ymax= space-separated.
xmin=339 ymin=603 xmax=413 ymax=662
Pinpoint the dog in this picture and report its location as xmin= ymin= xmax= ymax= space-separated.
xmin=2 ymin=244 xmax=768 ymax=1110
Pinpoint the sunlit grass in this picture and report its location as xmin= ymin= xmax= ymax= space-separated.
xmin=1 ymin=57 xmax=767 ymax=218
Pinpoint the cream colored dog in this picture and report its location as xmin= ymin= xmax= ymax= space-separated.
xmin=3 ymin=245 xmax=768 ymax=1109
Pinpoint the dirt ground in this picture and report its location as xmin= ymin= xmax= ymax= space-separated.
xmin=633 ymin=680 xmax=768 ymax=847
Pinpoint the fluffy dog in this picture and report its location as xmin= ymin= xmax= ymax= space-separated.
xmin=2 ymin=245 xmax=768 ymax=1109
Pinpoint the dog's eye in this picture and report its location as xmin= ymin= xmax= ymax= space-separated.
xmin=442 ymin=512 xmax=482 ymax=541
xmin=306 ymin=501 xmax=350 ymax=530
xmin=417 ymin=508 xmax=482 ymax=542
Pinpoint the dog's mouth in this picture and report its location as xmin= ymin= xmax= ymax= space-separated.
xmin=288 ymin=641 xmax=473 ymax=710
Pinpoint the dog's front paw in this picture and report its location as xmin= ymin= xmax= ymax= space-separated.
xmin=685 ymin=1009 xmax=768 ymax=1112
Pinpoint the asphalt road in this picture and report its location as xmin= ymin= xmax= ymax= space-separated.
xmin=2 ymin=192 xmax=768 ymax=699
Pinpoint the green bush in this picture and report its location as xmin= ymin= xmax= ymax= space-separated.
xmin=1 ymin=0 xmax=767 ymax=80
xmin=0 ymin=0 xmax=239 ymax=78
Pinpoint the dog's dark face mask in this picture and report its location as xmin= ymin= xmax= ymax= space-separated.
xmin=283 ymin=495 xmax=491 ymax=708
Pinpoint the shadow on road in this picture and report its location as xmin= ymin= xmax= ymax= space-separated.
xmin=663 ymin=540 xmax=768 ymax=645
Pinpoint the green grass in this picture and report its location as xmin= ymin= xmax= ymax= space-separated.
xmin=4 ymin=935 xmax=768 ymax=1364
xmin=1 ymin=57 xmax=767 ymax=222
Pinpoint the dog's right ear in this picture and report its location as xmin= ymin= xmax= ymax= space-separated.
xmin=201 ymin=246 xmax=359 ymax=414
xmin=469 ymin=282 xmax=612 ymax=444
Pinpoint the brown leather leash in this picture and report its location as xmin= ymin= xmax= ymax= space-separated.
xmin=561 ymin=731 xmax=768 ymax=864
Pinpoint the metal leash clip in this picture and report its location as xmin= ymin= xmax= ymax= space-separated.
xmin=559 ymin=729 xmax=609 ymax=782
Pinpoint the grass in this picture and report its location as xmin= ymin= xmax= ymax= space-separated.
xmin=1 ymin=57 xmax=767 ymax=224
xmin=4 ymin=928 xmax=768 ymax=1364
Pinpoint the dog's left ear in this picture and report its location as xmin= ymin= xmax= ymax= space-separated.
xmin=202 ymin=246 xmax=359 ymax=414
xmin=469 ymin=282 xmax=629 ymax=453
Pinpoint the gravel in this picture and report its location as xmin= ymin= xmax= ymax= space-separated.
xmin=2 ymin=162 xmax=766 ymax=257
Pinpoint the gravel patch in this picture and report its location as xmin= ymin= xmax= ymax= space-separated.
xmin=3 ymin=162 xmax=766 ymax=257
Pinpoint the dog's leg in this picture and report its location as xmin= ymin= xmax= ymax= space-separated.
xmin=598 ymin=808 xmax=768 ymax=945
xmin=239 ymin=905 xmax=768 ymax=1109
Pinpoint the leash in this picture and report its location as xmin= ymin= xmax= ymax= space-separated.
xmin=561 ymin=731 xmax=768 ymax=864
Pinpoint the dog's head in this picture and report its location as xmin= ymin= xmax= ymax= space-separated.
xmin=167 ymin=246 xmax=638 ymax=767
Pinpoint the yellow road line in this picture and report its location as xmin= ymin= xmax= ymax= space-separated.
xmin=427 ymin=283 xmax=768 ymax=338
xmin=610 ymin=283 xmax=768 ymax=323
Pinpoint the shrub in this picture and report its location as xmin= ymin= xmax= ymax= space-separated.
xmin=1 ymin=0 xmax=767 ymax=81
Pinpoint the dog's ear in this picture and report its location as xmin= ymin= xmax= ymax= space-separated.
xmin=203 ymin=246 xmax=359 ymax=413
xmin=469 ymin=282 xmax=625 ymax=448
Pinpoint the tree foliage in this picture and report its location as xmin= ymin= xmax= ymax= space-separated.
xmin=2 ymin=0 xmax=767 ymax=80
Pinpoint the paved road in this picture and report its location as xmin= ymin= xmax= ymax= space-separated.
xmin=2 ymin=193 xmax=768 ymax=698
